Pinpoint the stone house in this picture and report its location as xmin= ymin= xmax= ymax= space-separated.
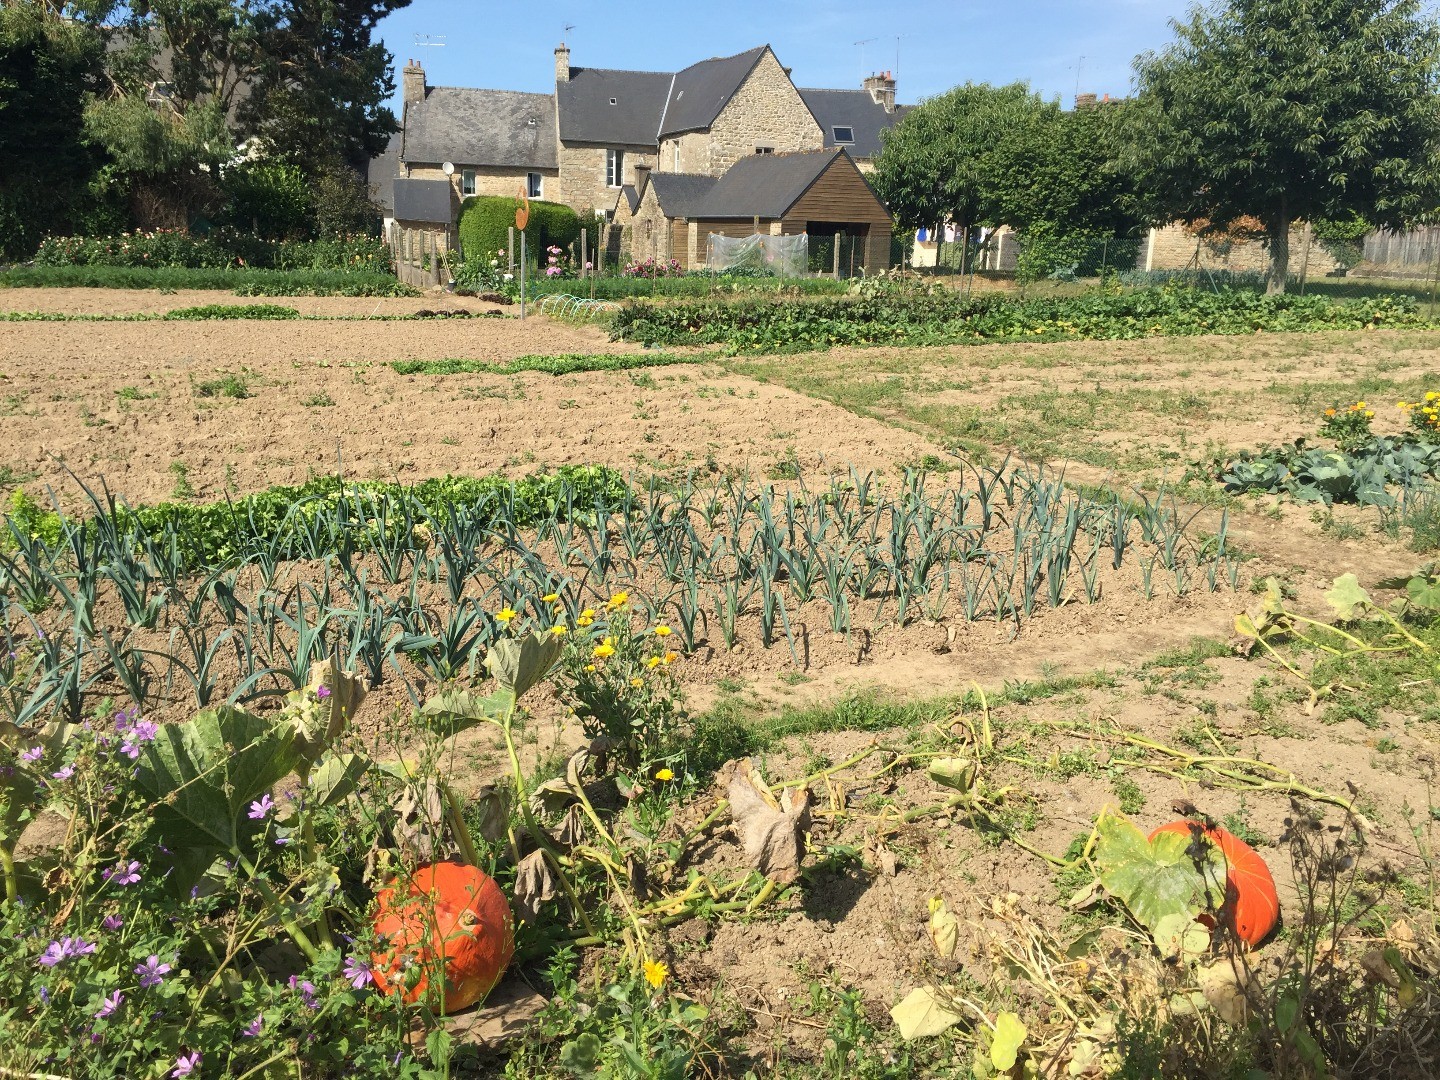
xmin=376 ymin=43 xmax=904 ymax=271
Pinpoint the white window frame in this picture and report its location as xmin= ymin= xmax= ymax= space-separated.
xmin=461 ymin=169 xmax=476 ymax=197
xmin=673 ymin=144 xmax=680 ymax=170
xmin=755 ymin=145 xmax=774 ymax=155
xmin=606 ymin=149 xmax=624 ymax=188
xmin=832 ymin=126 xmax=855 ymax=145
xmin=526 ymin=172 xmax=543 ymax=198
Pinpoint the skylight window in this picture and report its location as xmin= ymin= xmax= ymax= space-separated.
xmin=832 ymin=126 xmax=855 ymax=144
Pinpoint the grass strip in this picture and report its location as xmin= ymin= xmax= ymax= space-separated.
xmin=0 ymin=308 xmax=508 ymax=323
xmin=390 ymin=352 xmax=716 ymax=376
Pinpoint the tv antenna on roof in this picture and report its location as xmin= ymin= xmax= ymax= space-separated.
xmin=414 ymin=34 xmax=446 ymax=50
xmin=854 ymin=37 xmax=877 ymax=81
xmin=563 ymin=23 xmax=575 ymax=41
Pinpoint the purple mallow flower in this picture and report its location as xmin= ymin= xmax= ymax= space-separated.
xmin=135 ymin=955 xmax=171 ymax=989
xmin=20 ymin=746 xmax=42 ymax=763
xmin=38 ymin=936 xmax=95 ymax=967
xmin=247 ymin=794 xmax=274 ymax=820
xmin=95 ymin=990 xmax=123 ymax=1019
xmin=118 ymin=718 xmax=159 ymax=760
xmin=171 ymin=1052 xmax=200 ymax=1078
xmin=242 ymin=1014 xmax=263 ymax=1038
xmin=316 ymin=685 xmax=332 ymax=700
xmin=102 ymin=915 xmax=123 ymax=931
xmin=103 ymin=861 xmax=142 ymax=887
xmin=342 ymin=955 xmax=373 ymax=989
xmin=288 ymin=975 xmax=319 ymax=1009
xmin=51 ymin=765 xmax=74 ymax=781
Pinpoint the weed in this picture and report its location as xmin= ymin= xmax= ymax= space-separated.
xmin=194 ymin=374 xmax=252 ymax=399
xmin=301 ymin=391 xmax=335 ymax=407
xmin=169 ymin=461 xmax=195 ymax=500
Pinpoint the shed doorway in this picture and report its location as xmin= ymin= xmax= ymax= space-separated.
xmin=806 ymin=221 xmax=870 ymax=278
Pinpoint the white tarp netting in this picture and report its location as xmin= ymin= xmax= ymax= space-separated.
xmin=705 ymin=232 xmax=808 ymax=277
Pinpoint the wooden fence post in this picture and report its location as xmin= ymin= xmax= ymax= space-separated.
xmin=832 ymin=233 xmax=841 ymax=278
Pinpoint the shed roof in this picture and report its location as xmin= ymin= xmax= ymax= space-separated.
xmin=697 ymin=148 xmax=849 ymax=218
xmin=647 ymin=173 xmax=719 ymax=218
xmin=392 ymin=178 xmax=454 ymax=224
xmin=798 ymin=88 xmax=906 ymax=159
xmin=658 ymin=46 xmax=768 ymax=138
xmin=558 ymin=67 xmax=673 ymax=145
xmin=403 ymin=87 xmax=557 ymax=169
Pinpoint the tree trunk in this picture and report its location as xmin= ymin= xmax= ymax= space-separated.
xmin=1267 ymin=200 xmax=1290 ymax=295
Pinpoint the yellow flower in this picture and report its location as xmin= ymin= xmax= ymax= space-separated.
xmin=495 ymin=607 xmax=518 ymax=623
xmin=663 ymin=651 xmax=679 ymax=665
xmin=551 ymin=624 xmax=568 ymax=637
xmin=592 ymin=638 xmax=616 ymax=659
xmin=1365 ymin=411 xmax=1375 ymax=419
xmin=643 ymin=959 xmax=668 ymax=989
xmin=542 ymin=592 xmax=559 ymax=603
xmin=1427 ymin=391 xmax=1439 ymax=401
xmin=646 ymin=656 xmax=662 ymax=669
xmin=576 ymin=615 xmax=594 ymax=628
xmin=654 ymin=768 xmax=674 ymax=781
xmin=580 ymin=608 xmax=596 ymax=619
xmin=652 ymin=625 xmax=672 ymax=637
xmin=1356 ymin=401 xmax=1367 ymax=409
xmin=606 ymin=591 xmax=629 ymax=610
xmin=629 ymin=676 xmax=644 ymax=688
xmin=584 ymin=664 xmax=595 ymax=672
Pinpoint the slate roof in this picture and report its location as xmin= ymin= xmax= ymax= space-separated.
xmin=392 ymin=178 xmax=454 ymax=224
xmin=647 ymin=173 xmax=719 ymax=218
xmin=658 ymin=46 xmax=768 ymax=138
xmin=697 ymin=148 xmax=848 ymax=218
xmin=402 ymin=87 xmax=557 ymax=169
xmin=367 ymin=132 xmax=401 ymax=213
xmin=558 ymin=67 xmax=673 ymax=145
xmin=798 ymin=89 xmax=906 ymax=159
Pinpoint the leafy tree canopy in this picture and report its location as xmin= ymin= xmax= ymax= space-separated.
xmin=1126 ymin=0 xmax=1440 ymax=292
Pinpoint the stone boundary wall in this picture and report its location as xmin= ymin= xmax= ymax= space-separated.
xmin=1141 ymin=223 xmax=1340 ymax=276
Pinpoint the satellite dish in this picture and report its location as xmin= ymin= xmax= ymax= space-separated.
xmin=441 ymin=161 xmax=455 ymax=175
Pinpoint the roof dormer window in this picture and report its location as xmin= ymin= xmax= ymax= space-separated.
xmin=609 ymin=97 xmax=617 ymax=105
xmin=832 ymin=126 xmax=855 ymax=144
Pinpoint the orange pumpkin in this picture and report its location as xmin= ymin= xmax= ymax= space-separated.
xmin=1149 ymin=820 xmax=1279 ymax=948
xmin=371 ymin=862 xmax=514 ymax=1013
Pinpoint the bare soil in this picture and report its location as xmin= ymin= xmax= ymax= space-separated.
xmin=4 ymin=293 xmax=1437 ymax=1069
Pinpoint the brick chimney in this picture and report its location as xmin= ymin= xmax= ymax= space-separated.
xmin=863 ymin=70 xmax=896 ymax=113
xmin=1074 ymin=92 xmax=1098 ymax=109
xmin=555 ymin=43 xmax=571 ymax=84
xmin=402 ymin=59 xmax=425 ymax=106
xmin=633 ymin=162 xmax=651 ymax=199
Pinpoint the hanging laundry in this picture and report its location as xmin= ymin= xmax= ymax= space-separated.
xmin=916 ymin=227 xmax=929 ymax=242
xmin=944 ymin=224 xmax=957 ymax=243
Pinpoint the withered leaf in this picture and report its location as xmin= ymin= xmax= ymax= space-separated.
xmin=727 ymin=760 xmax=812 ymax=883
xmin=470 ymin=783 xmax=510 ymax=844
xmin=393 ymin=778 xmax=446 ymax=866
xmin=513 ymin=849 xmax=559 ymax=923
xmin=550 ymin=804 xmax=585 ymax=851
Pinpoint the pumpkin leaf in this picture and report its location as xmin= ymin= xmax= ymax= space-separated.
xmin=133 ymin=707 xmax=300 ymax=870
xmin=469 ymin=783 xmax=510 ymax=844
xmin=1325 ymin=573 xmax=1372 ymax=621
xmin=419 ymin=687 xmax=515 ymax=738
xmin=927 ymin=757 xmax=977 ymax=794
xmin=309 ymin=752 xmax=371 ymax=809
xmin=1406 ymin=574 xmax=1440 ymax=612
xmin=559 ymin=1033 xmax=602 ymax=1071
xmin=513 ymin=849 xmax=558 ymax=923
xmin=890 ymin=987 xmax=965 ymax=1041
xmin=989 ymin=1011 xmax=1026 ymax=1071
xmin=1152 ymin=911 xmax=1212 ymax=963
xmin=728 ymin=760 xmax=812 ymax=884
xmin=484 ymin=633 xmax=564 ymax=699
xmin=1092 ymin=812 xmax=1225 ymax=941
xmin=928 ymin=897 xmax=960 ymax=959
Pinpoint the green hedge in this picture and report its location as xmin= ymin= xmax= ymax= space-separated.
xmin=0 ymin=265 xmax=416 ymax=296
xmin=458 ymin=196 xmax=592 ymax=266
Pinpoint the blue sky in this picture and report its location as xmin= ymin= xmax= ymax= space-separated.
xmin=376 ymin=1 xmax=1198 ymax=113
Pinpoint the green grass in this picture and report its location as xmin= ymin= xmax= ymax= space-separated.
xmin=390 ymin=352 xmax=715 ymax=377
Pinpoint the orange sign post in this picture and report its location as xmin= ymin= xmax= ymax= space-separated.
xmin=516 ymin=188 xmax=530 ymax=320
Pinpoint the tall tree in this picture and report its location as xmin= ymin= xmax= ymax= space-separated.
xmin=872 ymin=82 xmax=1049 ymax=239
xmin=0 ymin=2 xmax=108 ymax=257
xmin=1128 ymin=0 xmax=1440 ymax=293
xmin=243 ymin=0 xmax=409 ymax=171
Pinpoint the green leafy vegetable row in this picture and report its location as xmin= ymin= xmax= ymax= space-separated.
xmin=611 ymin=286 xmax=1430 ymax=353
xmin=0 ymin=264 xmax=418 ymax=295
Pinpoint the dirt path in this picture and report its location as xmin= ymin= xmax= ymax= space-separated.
xmin=0 ymin=286 xmax=507 ymax=317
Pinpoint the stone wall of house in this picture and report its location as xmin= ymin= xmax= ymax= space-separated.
xmin=1142 ymin=222 xmax=1340 ymax=276
xmin=658 ymin=132 xmax=711 ymax=175
xmin=558 ymin=145 xmax=657 ymax=217
xmin=706 ymin=50 xmax=822 ymax=174
xmin=405 ymin=163 xmax=561 ymax=204
xmin=611 ymin=184 xmax=672 ymax=266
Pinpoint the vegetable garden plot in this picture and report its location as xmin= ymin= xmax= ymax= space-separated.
xmin=0 ymin=465 xmax=1238 ymax=727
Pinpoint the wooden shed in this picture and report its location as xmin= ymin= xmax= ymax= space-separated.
xmin=613 ymin=148 xmax=891 ymax=274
